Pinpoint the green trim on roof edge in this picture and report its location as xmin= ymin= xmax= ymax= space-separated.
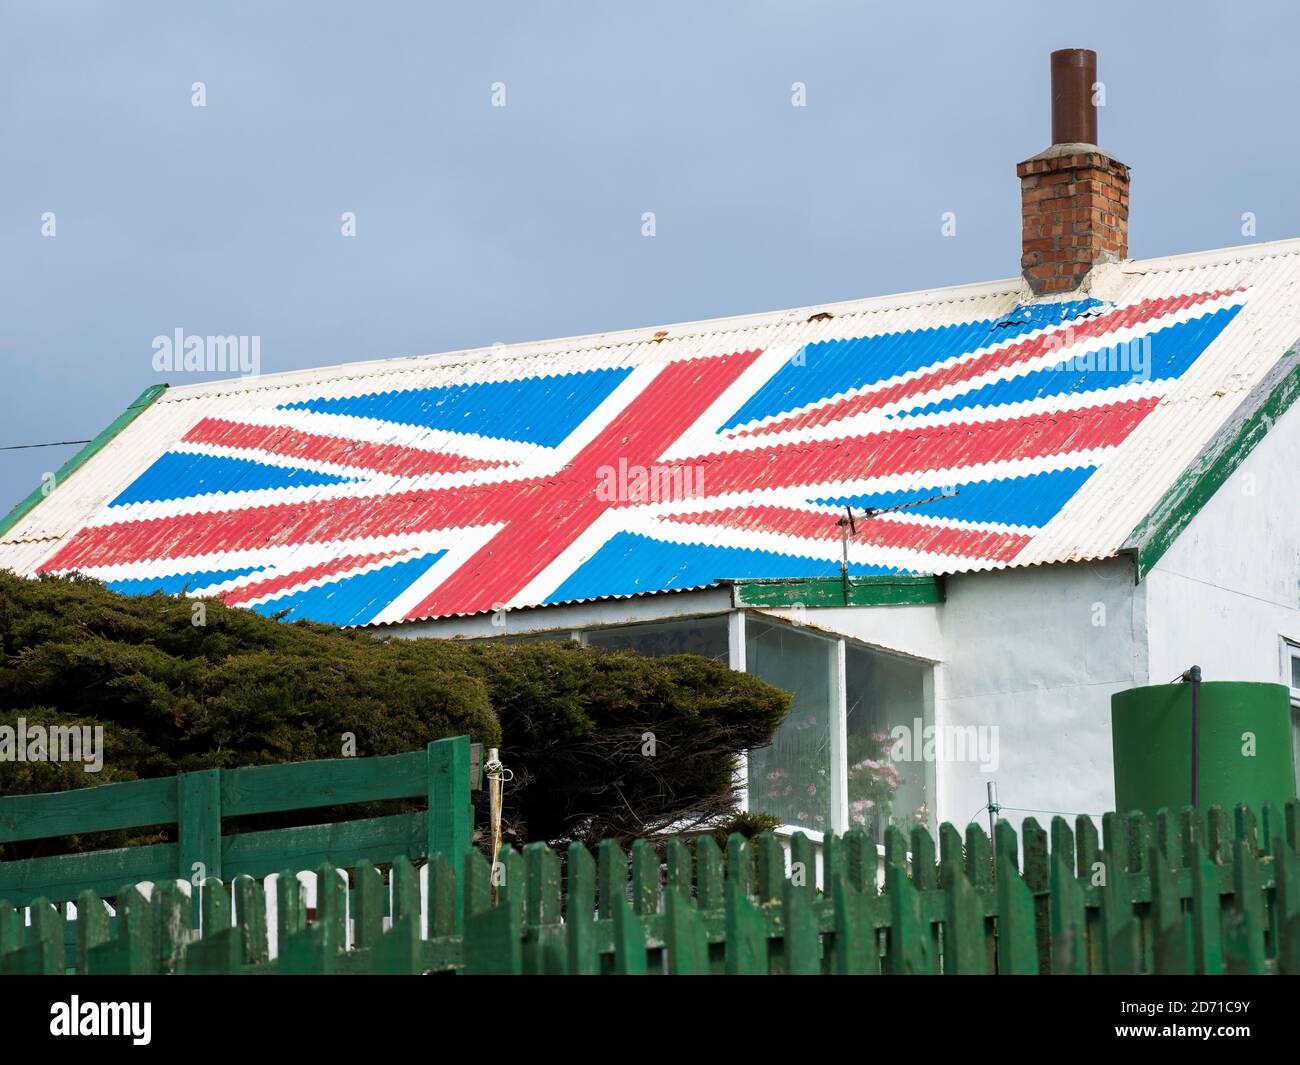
xmin=0 ymin=384 xmax=169 ymax=541
xmin=1126 ymin=350 xmax=1300 ymax=581
xmin=723 ymin=575 xmax=943 ymax=608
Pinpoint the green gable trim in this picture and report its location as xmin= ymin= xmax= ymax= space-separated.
xmin=0 ymin=384 xmax=169 ymax=540
xmin=724 ymin=575 xmax=943 ymax=609
xmin=1127 ymin=350 xmax=1300 ymax=581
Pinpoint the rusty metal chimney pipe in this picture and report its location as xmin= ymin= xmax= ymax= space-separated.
xmin=1050 ymin=48 xmax=1097 ymax=145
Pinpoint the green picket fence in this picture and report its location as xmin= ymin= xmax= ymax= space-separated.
xmin=5 ymin=799 xmax=1299 ymax=974
xmin=0 ymin=736 xmax=480 ymax=915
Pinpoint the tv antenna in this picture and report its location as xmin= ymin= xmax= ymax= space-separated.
xmin=835 ymin=490 xmax=960 ymax=599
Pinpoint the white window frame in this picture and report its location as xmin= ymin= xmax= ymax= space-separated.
xmin=737 ymin=609 xmax=936 ymax=841
xmin=563 ymin=607 xmax=936 ymax=849
xmin=1283 ymin=637 xmax=1300 ymax=707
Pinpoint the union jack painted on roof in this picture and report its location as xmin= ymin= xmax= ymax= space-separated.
xmin=25 ymin=277 xmax=1257 ymax=626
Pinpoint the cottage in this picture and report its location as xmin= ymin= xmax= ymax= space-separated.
xmin=3 ymin=50 xmax=1298 ymax=844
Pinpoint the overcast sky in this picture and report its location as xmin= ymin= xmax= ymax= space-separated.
xmin=3 ymin=0 xmax=1298 ymax=508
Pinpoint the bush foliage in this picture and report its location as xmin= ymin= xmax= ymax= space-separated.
xmin=0 ymin=572 xmax=788 ymax=852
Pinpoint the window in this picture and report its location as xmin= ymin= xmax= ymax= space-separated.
xmin=1284 ymin=639 xmax=1300 ymax=794
xmin=743 ymin=619 xmax=836 ymax=833
xmin=510 ymin=607 xmax=935 ymax=837
xmin=844 ymin=644 xmax=934 ymax=842
xmin=584 ymin=615 xmax=729 ymax=661
xmin=503 ymin=630 xmax=577 ymax=644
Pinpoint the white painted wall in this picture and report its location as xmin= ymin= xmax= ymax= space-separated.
xmin=1144 ymin=397 xmax=1300 ymax=688
xmin=935 ymin=555 xmax=1146 ymax=830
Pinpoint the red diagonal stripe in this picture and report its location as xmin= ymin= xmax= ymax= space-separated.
xmin=662 ymin=505 xmax=1031 ymax=563
xmin=183 ymin=417 xmax=505 ymax=478
xmin=219 ymin=550 xmax=408 ymax=606
xmin=42 ymin=480 xmax=506 ymax=572
xmin=734 ymin=290 xmax=1237 ymax=438
xmin=646 ymin=398 xmax=1160 ymax=503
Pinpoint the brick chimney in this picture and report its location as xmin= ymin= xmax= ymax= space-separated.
xmin=1018 ymin=49 xmax=1129 ymax=295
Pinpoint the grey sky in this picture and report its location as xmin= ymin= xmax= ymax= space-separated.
xmin=3 ymin=0 xmax=1297 ymax=508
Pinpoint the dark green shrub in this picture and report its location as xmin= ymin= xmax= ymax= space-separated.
xmin=0 ymin=572 xmax=788 ymax=854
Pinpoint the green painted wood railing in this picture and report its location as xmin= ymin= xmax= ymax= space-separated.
xmin=4 ymin=800 xmax=1298 ymax=974
xmin=0 ymin=737 xmax=479 ymax=909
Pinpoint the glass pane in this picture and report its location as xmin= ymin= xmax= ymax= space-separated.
xmin=584 ymin=616 xmax=728 ymax=661
xmin=844 ymin=643 xmax=933 ymax=841
xmin=1291 ymin=650 xmax=1300 ymax=691
xmin=745 ymin=620 xmax=834 ymax=833
xmin=504 ymin=631 xmax=575 ymax=644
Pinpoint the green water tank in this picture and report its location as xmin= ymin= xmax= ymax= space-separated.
xmin=1112 ymin=681 xmax=1296 ymax=819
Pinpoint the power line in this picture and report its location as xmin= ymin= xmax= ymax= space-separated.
xmin=0 ymin=439 xmax=92 ymax=452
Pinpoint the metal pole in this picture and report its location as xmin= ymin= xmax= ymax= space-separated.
xmin=840 ymin=522 xmax=850 ymax=604
xmin=1183 ymin=666 xmax=1202 ymax=808
xmin=486 ymin=747 xmax=504 ymax=903
xmin=987 ymin=781 xmax=999 ymax=844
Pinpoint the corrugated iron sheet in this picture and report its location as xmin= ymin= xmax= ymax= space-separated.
xmin=5 ymin=238 xmax=1300 ymax=625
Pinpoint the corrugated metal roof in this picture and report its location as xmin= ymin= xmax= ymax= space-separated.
xmin=5 ymin=238 xmax=1300 ymax=625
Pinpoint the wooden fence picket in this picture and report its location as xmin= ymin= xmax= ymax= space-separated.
xmin=1021 ymin=817 xmax=1051 ymax=975
xmin=235 ymin=875 xmax=268 ymax=965
xmin=726 ymin=834 xmax=753 ymax=898
xmin=74 ymin=890 xmax=110 ymax=973
xmin=942 ymin=864 xmax=986 ymax=975
xmin=832 ymin=875 xmax=877 ymax=975
xmin=723 ymin=876 xmax=766 ymax=975
xmin=566 ymin=843 xmax=599 ymax=975
xmin=782 ymin=877 xmax=819 ymax=974
xmin=664 ymin=889 xmax=708 ymax=974
xmin=1098 ymin=849 xmax=1140 ymax=975
xmin=1189 ymin=843 xmax=1225 ymax=975
xmin=598 ymin=839 xmax=626 ymax=920
xmin=789 ymin=832 xmax=816 ymax=901
xmin=1147 ymin=845 xmax=1188 ymax=974
xmin=884 ymin=861 xmax=932 ymax=975
xmin=630 ymin=839 xmax=659 ymax=918
xmin=1049 ymin=849 xmax=1087 ymax=976
xmin=156 ymin=879 xmax=191 ymax=974
xmin=352 ymin=861 xmax=385 ymax=951
xmin=938 ymin=822 xmax=963 ymax=888
xmin=523 ymin=842 xmax=563 ymax=975
xmin=755 ymin=832 xmax=785 ymax=903
xmin=277 ymin=869 xmax=306 ymax=944
xmin=666 ymin=837 xmax=692 ymax=897
xmin=1225 ymin=836 xmax=1266 ymax=974
xmin=995 ymin=853 xmax=1037 ymax=975
xmin=610 ymin=893 xmax=647 ymax=975
xmin=695 ymin=836 xmax=724 ymax=911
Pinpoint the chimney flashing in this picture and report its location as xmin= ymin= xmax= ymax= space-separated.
xmin=1021 ymin=141 xmax=1116 ymax=163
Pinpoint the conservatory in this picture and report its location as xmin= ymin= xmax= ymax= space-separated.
xmin=396 ymin=577 xmax=939 ymax=843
